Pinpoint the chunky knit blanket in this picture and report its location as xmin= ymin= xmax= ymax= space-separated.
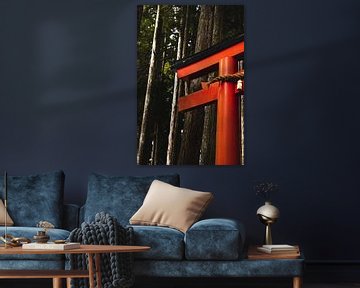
xmin=68 ymin=212 xmax=134 ymax=288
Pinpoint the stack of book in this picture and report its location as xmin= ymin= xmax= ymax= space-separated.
xmin=248 ymin=244 xmax=300 ymax=259
xmin=257 ymin=244 xmax=299 ymax=254
xmin=22 ymin=242 xmax=80 ymax=250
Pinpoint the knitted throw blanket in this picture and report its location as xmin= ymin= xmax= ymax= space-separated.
xmin=68 ymin=212 xmax=134 ymax=288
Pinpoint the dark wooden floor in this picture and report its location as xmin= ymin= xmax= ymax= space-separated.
xmin=1 ymin=279 xmax=360 ymax=288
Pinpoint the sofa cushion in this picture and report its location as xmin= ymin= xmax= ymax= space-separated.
xmin=184 ymin=218 xmax=245 ymax=260
xmin=84 ymin=173 xmax=180 ymax=225
xmin=130 ymin=180 xmax=213 ymax=233
xmin=0 ymin=199 xmax=14 ymax=226
xmin=0 ymin=171 xmax=65 ymax=227
xmin=130 ymin=225 xmax=184 ymax=260
xmin=0 ymin=227 xmax=70 ymax=261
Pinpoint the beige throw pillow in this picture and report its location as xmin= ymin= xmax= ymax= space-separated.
xmin=130 ymin=180 xmax=213 ymax=233
xmin=0 ymin=199 xmax=14 ymax=226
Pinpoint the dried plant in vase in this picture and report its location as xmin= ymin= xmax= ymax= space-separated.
xmin=34 ymin=221 xmax=55 ymax=243
xmin=254 ymin=181 xmax=279 ymax=202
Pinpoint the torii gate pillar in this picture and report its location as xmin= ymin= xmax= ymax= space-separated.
xmin=216 ymin=56 xmax=240 ymax=165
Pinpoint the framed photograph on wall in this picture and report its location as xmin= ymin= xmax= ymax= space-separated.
xmin=137 ymin=5 xmax=245 ymax=165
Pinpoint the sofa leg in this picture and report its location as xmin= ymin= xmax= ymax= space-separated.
xmin=53 ymin=278 xmax=62 ymax=288
xmin=67 ymin=277 xmax=72 ymax=288
xmin=293 ymin=276 xmax=302 ymax=288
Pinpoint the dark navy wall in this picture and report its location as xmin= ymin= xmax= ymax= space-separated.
xmin=1 ymin=0 xmax=360 ymax=262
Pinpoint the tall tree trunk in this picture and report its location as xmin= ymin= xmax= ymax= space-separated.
xmin=171 ymin=6 xmax=190 ymax=164
xmin=177 ymin=5 xmax=214 ymax=164
xmin=200 ymin=5 xmax=224 ymax=165
xmin=153 ymin=19 xmax=166 ymax=165
xmin=151 ymin=122 xmax=159 ymax=165
xmin=181 ymin=5 xmax=189 ymax=61
xmin=137 ymin=5 xmax=161 ymax=164
xmin=166 ymin=7 xmax=186 ymax=165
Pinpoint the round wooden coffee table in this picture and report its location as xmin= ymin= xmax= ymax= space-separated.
xmin=0 ymin=244 xmax=150 ymax=288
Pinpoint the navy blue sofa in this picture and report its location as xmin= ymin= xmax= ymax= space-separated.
xmin=80 ymin=173 xmax=304 ymax=284
xmin=0 ymin=171 xmax=303 ymax=287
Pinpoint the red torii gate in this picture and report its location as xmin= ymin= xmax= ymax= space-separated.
xmin=174 ymin=36 xmax=244 ymax=165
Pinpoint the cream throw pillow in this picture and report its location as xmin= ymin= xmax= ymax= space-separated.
xmin=0 ymin=199 xmax=14 ymax=226
xmin=130 ymin=180 xmax=213 ymax=233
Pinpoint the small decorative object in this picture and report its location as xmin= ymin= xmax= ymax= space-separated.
xmin=33 ymin=230 xmax=50 ymax=243
xmin=34 ymin=220 xmax=55 ymax=243
xmin=0 ymin=234 xmax=31 ymax=247
xmin=254 ymin=181 xmax=280 ymax=245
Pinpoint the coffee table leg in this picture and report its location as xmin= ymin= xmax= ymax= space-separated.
xmin=88 ymin=253 xmax=95 ymax=288
xmin=52 ymin=278 xmax=62 ymax=288
xmin=293 ymin=276 xmax=302 ymax=288
xmin=95 ymin=253 xmax=102 ymax=288
xmin=66 ymin=277 xmax=72 ymax=288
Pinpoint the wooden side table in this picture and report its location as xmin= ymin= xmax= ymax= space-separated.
xmin=247 ymin=245 xmax=303 ymax=288
xmin=0 ymin=244 xmax=150 ymax=288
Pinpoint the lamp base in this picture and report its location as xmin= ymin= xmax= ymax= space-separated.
xmin=265 ymin=223 xmax=272 ymax=245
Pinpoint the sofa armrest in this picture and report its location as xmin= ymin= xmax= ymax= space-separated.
xmin=63 ymin=204 xmax=80 ymax=231
xmin=184 ymin=218 xmax=245 ymax=260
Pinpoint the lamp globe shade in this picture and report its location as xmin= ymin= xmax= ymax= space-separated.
xmin=256 ymin=201 xmax=280 ymax=223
